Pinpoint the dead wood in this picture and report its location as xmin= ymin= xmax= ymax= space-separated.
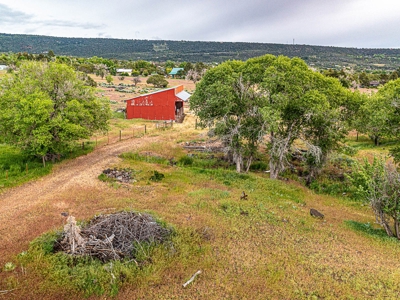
xmin=240 ymin=191 xmax=248 ymax=200
xmin=310 ymin=208 xmax=324 ymax=219
xmin=56 ymin=211 xmax=171 ymax=262
xmin=182 ymin=270 xmax=202 ymax=287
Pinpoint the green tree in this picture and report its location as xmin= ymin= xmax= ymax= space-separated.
xmin=389 ymin=71 xmax=399 ymax=81
xmin=350 ymin=158 xmax=400 ymax=238
xmin=191 ymin=54 xmax=350 ymax=178
xmin=165 ymin=60 xmax=175 ymax=69
xmin=105 ymin=74 xmax=113 ymax=84
xmin=361 ymin=78 xmax=400 ymax=145
xmin=47 ymin=50 xmax=55 ymax=58
xmin=190 ymin=60 xmax=268 ymax=172
xmin=253 ymin=55 xmax=349 ymax=180
xmin=131 ymin=70 xmax=140 ymax=77
xmin=94 ymin=63 xmax=108 ymax=79
xmin=146 ymin=75 xmax=168 ymax=88
xmin=359 ymin=72 xmax=370 ymax=87
xmin=0 ymin=61 xmax=111 ymax=165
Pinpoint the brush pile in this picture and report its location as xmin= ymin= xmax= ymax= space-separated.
xmin=56 ymin=211 xmax=171 ymax=262
xmin=102 ymin=168 xmax=133 ymax=183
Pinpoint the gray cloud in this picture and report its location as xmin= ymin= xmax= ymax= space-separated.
xmin=39 ymin=19 xmax=104 ymax=30
xmin=1 ymin=0 xmax=400 ymax=48
xmin=0 ymin=3 xmax=33 ymax=24
xmin=0 ymin=3 xmax=104 ymax=33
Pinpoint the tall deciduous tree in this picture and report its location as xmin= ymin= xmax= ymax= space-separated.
xmin=361 ymin=78 xmax=400 ymax=146
xmin=146 ymin=75 xmax=168 ymax=88
xmin=250 ymin=55 xmax=350 ymax=180
xmin=0 ymin=61 xmax=111 ymax=165
xmin=191 ymin=54 xmax=351 ymax=178
xmin=191 ymin=60 xmax=268 ymax=172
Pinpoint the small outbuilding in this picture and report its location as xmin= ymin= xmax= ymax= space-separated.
xmin=125 ymin=85 xmax=190 ymax=122
xmin=116 ymin=68 xmax=132 ymax=74
xmin=169 ymin=68 xmax=184 ymax=78
xmin=369 ymin=80 xmax=380 ymax=87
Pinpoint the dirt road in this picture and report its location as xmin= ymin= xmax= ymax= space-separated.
xmin=0 ymin=135 xmax=156 ymax=264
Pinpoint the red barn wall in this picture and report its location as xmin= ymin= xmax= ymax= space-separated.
xmin=126 ymin=87 xmax=182 ymax=120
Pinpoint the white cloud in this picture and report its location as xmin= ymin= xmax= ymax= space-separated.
xmin=0 ymin=0 xmax=400 ymax=47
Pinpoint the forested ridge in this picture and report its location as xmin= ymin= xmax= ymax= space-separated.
xmin=1 ymin=33 xmax=400 ymax=70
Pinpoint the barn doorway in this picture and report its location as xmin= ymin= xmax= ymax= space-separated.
xmin=175 ymin=101 xmax=185 ymax=123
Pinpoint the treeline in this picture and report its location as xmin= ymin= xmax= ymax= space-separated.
xmin=191 ymin=54 xmax=400 ymax=239
xmin=3 ymin=51 xmax=400 ymax=89
xmin=0 ymin=52 xmax=210 ymax=86
xmin=1 ymin=33 xmax=400 ymax=70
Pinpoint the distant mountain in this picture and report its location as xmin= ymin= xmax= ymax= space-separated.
xmin=1 ymin=33 xmax=400 ymax=70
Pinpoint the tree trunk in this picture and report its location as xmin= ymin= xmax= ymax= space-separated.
xmin=236 ymin=158 xmax=242 ymax=173
xmin=245 ymin=156 xmax=253 ymax=173
xmin=356 ymin=131 xmax=359 ymax=141
xmin=379 ymin=210 xmax=394 ymax=237
xmin=42 ymin=156 xmax=46 ymax=168
xmin=395 ymin=218 xmax=400 ymax=240
xmin=374 ymin=136 xmax=379 ymax=146
xmin=382 ymin=221 xmax=394 ymax=237
xmin=269 ymin=160 xmax=279 ymax=179
xmin=234 ymin=151 xmax=242 ymax=173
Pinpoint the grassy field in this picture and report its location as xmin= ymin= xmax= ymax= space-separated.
xmin=1 ymin=114 xmax=400 ymax=299
xmin=1 ymin=75 xmax=399 ymax=299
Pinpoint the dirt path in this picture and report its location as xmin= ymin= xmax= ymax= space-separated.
xmin=0 ymin=136 xmax=157 ymax=264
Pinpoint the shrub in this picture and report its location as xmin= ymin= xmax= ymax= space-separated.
xmin=348 ymin=157 xmax=400 ymax=238
xmin=146 ymin=75 xmax=168 ymax=88
xmin=177 ymin=155 xmax=194 ymax=166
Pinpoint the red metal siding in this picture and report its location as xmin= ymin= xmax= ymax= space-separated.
xmin=126 ymin=86 xmax=184 ymax=121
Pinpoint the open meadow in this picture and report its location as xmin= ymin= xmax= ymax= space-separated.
xmin=0 ymin=109 xmax=400 ymax=299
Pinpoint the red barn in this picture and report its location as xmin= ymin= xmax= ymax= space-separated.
xmin=125 ymin=85 xmax=190 ymax=122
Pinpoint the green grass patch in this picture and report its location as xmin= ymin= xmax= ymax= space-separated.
xmin=0 ymin=144 xmax=52 ymax=189
xmin=177 ymin=153 xmax=231 ymax=169
xmin=0 ymin=141 xmax=97 ymax=190
xmin=112 ymin=111 xmax=125 ymax=119
xmin=121 ymin=152 xmax=170 ymax=165
xmin=345 ymin=220 xmax=399 ymax=243
xmin=346 ymin=135 xmax=400 ymax=151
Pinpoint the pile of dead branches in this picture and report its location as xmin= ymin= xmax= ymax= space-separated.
xmin=56 ymin=211 xmax=171 ymax=262
xmin=102 ymin=168 xmax=133 ymax=183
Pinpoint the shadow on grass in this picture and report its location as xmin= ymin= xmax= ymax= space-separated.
xmin=345 ymin=220 xmax=398 ymax=242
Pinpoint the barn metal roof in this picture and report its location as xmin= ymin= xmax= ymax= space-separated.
xmin=176 ymin=90 xmax=191 ymax=101
xmin=116 ymin=68 xmax=132 ymax=73
xmin=169 ymin=68 xmax=184 ymax=75
xmin=124 ymin=86 xmax=187 ymax=102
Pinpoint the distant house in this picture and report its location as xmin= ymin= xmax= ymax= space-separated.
xmin=116 ymin=69 xmax=132 ymax=74
xmin=0 ymin=65 xmax=8 ymax=71
xmin=169 ymin=68 xmax=184 ymax=78
xmin=125 ymin=85 xmax=190 ymax=122
xmin=369 ymin=80 xmax=380 ymax=87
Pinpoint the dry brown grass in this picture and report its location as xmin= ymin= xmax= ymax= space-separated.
xmin=1 ymin=74 xmax=400 ymax=299
xmin=1 ymin=114 xmax=400 ymax=299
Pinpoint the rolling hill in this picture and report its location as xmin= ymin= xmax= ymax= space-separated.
xmin=1 ymin=33 xmax=400 ymax=70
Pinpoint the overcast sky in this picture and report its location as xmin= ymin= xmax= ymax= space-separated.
xmin=1 ymin=0 xmax=400 ymax=48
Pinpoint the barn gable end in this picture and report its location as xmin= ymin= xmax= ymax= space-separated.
xmin=125 ymin=85 xmax=189 ymax=121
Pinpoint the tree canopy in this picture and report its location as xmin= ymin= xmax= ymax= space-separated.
xmin=191 ymin=54 xmax=353 ymax=177
xmin=0 ymin=61 xmax=111 ymax=164
xmin=146 ymin=75 xmax=168 ymax=88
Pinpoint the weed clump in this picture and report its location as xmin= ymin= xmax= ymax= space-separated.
xmin=100 ymin=168 xmax=136 ymax=183
xmin=149 ymin=170 xmax=165 ymax=182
